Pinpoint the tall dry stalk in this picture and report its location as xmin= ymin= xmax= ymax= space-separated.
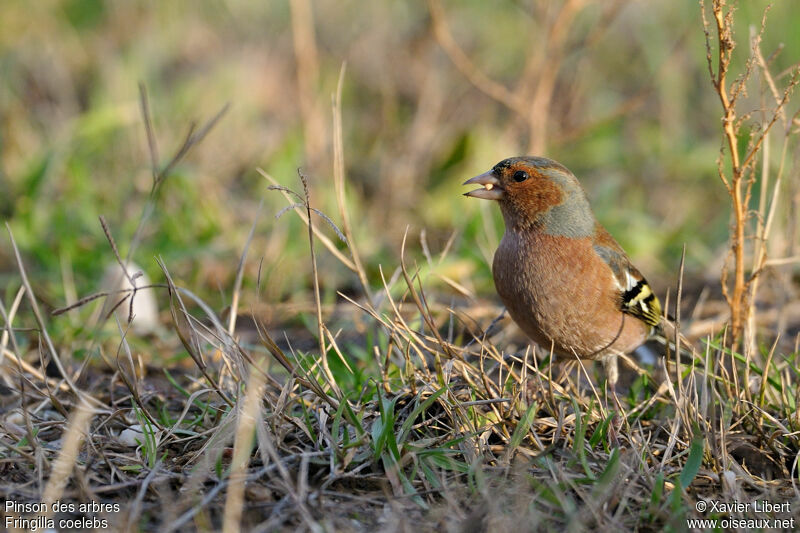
xmin=290 ymin=0 xmax=327 ymax=168
xmin=429 ymin=0 xmax=642 ymax=154
xmin=701 ymin=0 xmax=799 ymax=350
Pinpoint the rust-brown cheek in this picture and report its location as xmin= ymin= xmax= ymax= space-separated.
xmin=502 ymin=178 xmax=564 ymax=229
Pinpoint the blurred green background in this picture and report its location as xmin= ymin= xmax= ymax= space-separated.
xmin=1 ymin=0 xmax=798 ymax=318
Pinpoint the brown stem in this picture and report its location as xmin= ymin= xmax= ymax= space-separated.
xmin=709 ymin=0 xmax=747 ymax=347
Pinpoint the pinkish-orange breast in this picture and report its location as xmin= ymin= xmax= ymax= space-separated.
xmin=492 ymin=230 xmax=649 ymax=359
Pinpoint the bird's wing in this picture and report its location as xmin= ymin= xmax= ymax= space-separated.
xmin=616 ymin=261 xmax=662 ymax=327
xmin=592 ymin=228 xmax=662 ymax=328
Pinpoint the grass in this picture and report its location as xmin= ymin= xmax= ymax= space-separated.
xmin=2 ymin=0 xmax=800 ymax=531
xmin=3 ymin=145 xmax=799 ymax=529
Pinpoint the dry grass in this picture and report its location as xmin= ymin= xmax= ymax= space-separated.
xmin=2 ymin=99 xmax=800 ymax=531
xmin=2 ymin=194 xmax=800 ymax=530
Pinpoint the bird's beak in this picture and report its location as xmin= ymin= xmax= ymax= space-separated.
xmin=463 ymin=171 xmax=504 ymax=200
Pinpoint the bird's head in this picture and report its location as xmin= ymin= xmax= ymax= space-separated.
xmin=463 ymin=156 xmax=595 ymax=237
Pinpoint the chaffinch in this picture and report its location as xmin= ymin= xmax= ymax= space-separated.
xmin=464 ymin=156 xmax=662 ymax=406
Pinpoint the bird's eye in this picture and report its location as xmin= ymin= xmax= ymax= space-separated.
xmin=513 ymin=170 xmax=529 ymax=182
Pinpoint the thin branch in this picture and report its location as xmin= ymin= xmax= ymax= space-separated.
xmin=427 ymin=0 xmax=524 ymax=114
xmin=138 ymin=83 xmax=160 ymax=181
xmin=741 ymin=68 xmax=800 ymax=171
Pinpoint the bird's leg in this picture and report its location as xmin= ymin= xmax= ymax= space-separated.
xmin=601 ymin=353 xmax=625 ymax=444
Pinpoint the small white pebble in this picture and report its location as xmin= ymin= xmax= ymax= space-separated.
xmin=6 ymin=410 xmax=25 ymax=427
xmin=100 ymin=262 xmax=159 ymax=335
xmin=4 ymin=413 xmax=26 ymax=437
xmin=118 ymin=425 xmax=145 ymax=447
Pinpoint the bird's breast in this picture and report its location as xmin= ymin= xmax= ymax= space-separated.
xmin=491 ymin=230 xmax=647 ymax=358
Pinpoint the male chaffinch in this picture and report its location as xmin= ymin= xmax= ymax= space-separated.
xmin=464 ymin=156 xmax=662 ymax=407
